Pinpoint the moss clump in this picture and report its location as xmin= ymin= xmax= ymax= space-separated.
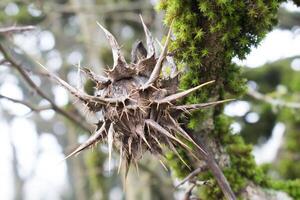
xmin=270 ymin=179 xmax=300 ymax=200
xmin=158 ymin=0 xmax=289 ymax=199
xmin=275 ymin=120 xmax=300 ymax=179
xmin=199 ymin=115 xmax=268 ymax=199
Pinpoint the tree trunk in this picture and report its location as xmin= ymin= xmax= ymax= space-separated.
xmin=158 ymin=0 xmax=295 ymax=199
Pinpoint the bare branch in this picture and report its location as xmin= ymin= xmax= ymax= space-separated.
xmin=247 ymin=87 xmax=300 ymax=109
xmin=176 ymin=165 xmax=208 ymax=188
xmin=193 ymin=141 xmax=237 ymax=200
xmin=0 ymin=94 xmax=51 ymax=112
xmin=176 ymin=123 xmax=237 ymax=200
xmin=183 ymin=184 xmax=197 ymax=200
xmin=36 ymin=61 xmax=123 ymax=105
xmin=0 ymin=26 xmax=35 ymax=35
xmin=0 ymin=44 xmax=91 ymax=132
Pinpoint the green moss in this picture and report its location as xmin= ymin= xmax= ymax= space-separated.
xmin=165 ymin=149 xmax=191 ymax=179
xmin=203 ymin=115 xmax=268 ymax=199
xmin=275 ymin=119 xmax=300 ymax=179
xmin=158 ymin=0 xmax=290 ymax=199
xmin=270 ymin=179 xmax=300 ymax=200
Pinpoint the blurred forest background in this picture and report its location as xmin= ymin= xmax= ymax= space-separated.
xmin=0 ymin=0 xmax=300 ymax=200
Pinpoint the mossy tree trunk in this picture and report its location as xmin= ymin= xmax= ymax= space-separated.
xmin=158 ymin=0 xmax=299 ymax=199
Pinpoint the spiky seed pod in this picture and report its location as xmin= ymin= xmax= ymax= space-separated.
xmin=38 ymin=17 xmax=232 ymax=176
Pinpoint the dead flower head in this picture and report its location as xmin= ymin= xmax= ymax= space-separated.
xmin=38 ymin=16 xmax=232 ymax=175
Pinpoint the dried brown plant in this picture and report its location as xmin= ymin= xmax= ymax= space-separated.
xmin=37 ymin=16 xmax=232 ymax=190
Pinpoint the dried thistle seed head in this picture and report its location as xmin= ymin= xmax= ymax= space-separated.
xmin=39 ymin=17 xmax=233 ymax=174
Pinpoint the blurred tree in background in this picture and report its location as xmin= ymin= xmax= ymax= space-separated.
xmin=0 ymin=0 xmax=300 ymax=200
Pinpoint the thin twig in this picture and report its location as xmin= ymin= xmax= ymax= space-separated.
xmin=182 ymin=130 xmax=237 ymax=200
xmin=183 ymin=184 xmax=197 ymax=200
xmin=0 ymin=26 xmax=35 ymax=35
xmin=247 ymin=87 xmax=300 ymax=109
xmin=0 ymin=59 xmax=7 ymax=65
xmin=0 ymin=94 xmax=51 ymax=112
xmin=176 ymin=165 xmax=208 ymax=188
xmin=0 ymin=44 xmax=91 ymax=132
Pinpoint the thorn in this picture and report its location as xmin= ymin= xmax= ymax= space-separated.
xmin=145 ymin=119 xmax=191 ymax=151
xmin=138 ymin=105 xmax=147 ymax=115
xmin=181 ymin=107 xmax=192 ymax=116
xmin=139 ymin=14 xmax=155 ymax=57
xmin=124 ymin=157 xmax=131 ymax=184
xmin=151 ymin=135 xmax=163 ymax=150
xmin=121 ymin=108 xmax=130 ymax=121
xmin=134 ymin=160 xmax=140 ymax=176
xmin=82 ymin=102 xmax=89 ymax=116
xmin=62 ymin=122 xmax=106 ymax=161
xmin=141 ymin=21 xmax=173 ymax=89
xmin=118 ymin=146 xmax=123 ymax=174
xmin=128 ymin=137 xmax=133 ymax=155
xmin=155 ymin=38 xmax=163 ymax=49
xmin=149 ymin=84 xmax=160 ymax=91
xmin=175 ymin=99 xmax=235 ymax=111
xmin=108 ymin=122 xmax=115 ymax=173
xmin=159 ymin=159 xmax=168 ymax=171
xmin=129 ymin=88 xmax=139 ymax=96
xmin=96 ymin=21 xmax=126 ymax=67
xmin=120 ymin=100 xmax=130 ymax=120
xmin=155 ymin=38 xmax=177 ymax=78
xmin=156 ymin=101 xmax=160 ymax=111
xmin=140 ymin=133 xmax=152 ymax=150
xmin=37 ymin=61 xmax=113 ymax=105
xmin=37 ymin=61 xmax=82 ymax=95
xmin=167 ymin=139 xmax=191 ymax=170
xmin=155 ymin=80 xmax=215 ymax=104
xmin=168 ymin=114 xmax=207 ymax=156
xmin=76 ymin=60 xmax=83 ymax=90
xmin=81 ymin=67 xmax=110 ymax=87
